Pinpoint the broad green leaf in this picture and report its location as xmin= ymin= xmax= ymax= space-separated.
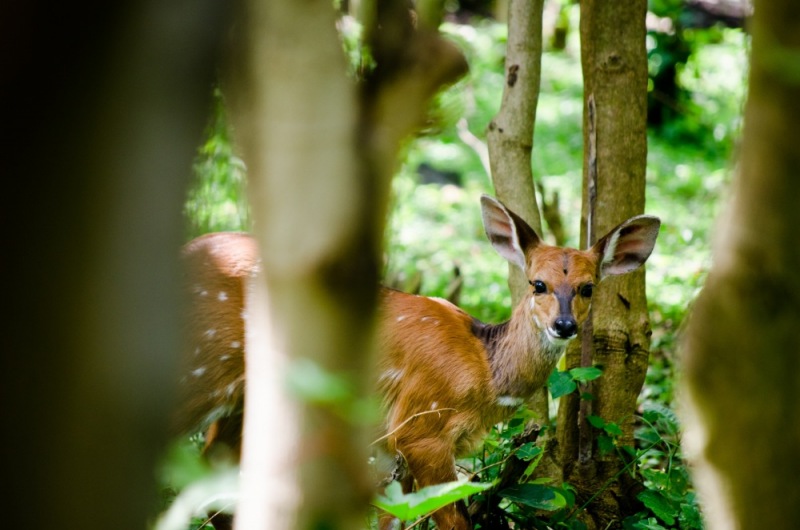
xmin=597 ymin=434 xmax=615 ymax=455
xmin=586 ymin=415 xmax=606 ymax=429
xmin=374 ymin=479 xmax=493 ymax=521
xmin=631 ymin=516 xmax=668 ymax=530
xmin=637 ymin=489 xmax=677 ymax=526
xmin=569 ymin=366 xmax=603 ymax=382
xmin=667 ymin=468 xmax=689 ymax=497
xmin=641 ymin=469 xmax=670 ymax=490
xmin=500 ymin=484 xmax=565 ymax=511
xmin=586 ymin=415 xmax=623 ymax=436
xmin=604 ymin=421 xmax=623 ymax=436
xmin=548 ymin=370 xmax=577 ymax=399
xmin=516 ymin=442 xmax=542 ymax=461
xmin=642 ymin=402 xmax=680 ymax=433
xmin=552 ymin=483 xmax=576 ymax=508
xmin=679 ymin=495 xmax=703 ymax=530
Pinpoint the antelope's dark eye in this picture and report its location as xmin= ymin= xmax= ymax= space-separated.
xmin=580 ymin=283 xmax=594 ymax=298
xmin=530 ymin=280 xmax=547 ymax=294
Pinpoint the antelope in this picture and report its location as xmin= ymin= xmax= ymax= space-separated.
xmin=175 ymin=195 xmax=660 ymax=530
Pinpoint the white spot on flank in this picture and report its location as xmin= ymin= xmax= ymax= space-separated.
xmin=204 ymin=328 xmax=216 ymax=339
xmin=199 ymin=290 xmax=208 ymax=297
xmin=218 ymin=291 xmax=228 ymax=301
xmin=225 ymin=382 xmax=238 ymax=397
xmin=219 ymin=355 xmax=231 ymax=361
xmin=192 ymin=367 xmax=207 ymax=377
xmin=430 ymin=401 xmax=439 ymax=410
xmin=397 ymin=315 xmax=407 ymax=322
xmin=230 ymin=341 xmax=241 ymax=349
xmin=497 ymin=395 xmax=524 ymax=407
xmin=193 ymin=347 xmax=200 ymax=356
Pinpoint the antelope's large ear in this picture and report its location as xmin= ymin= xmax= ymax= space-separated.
xmin=592 ymin=215 xmax=660 ymax=279
xmin=480 ymin=194 xmax=542 ymax=272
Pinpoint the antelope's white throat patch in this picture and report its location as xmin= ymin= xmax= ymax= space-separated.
xmin=496 ymin=395 xmax=525 ymax=407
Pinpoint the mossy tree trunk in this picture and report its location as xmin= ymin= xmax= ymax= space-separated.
xmin=556 ymin=0 xmax=651 ymax=526
xmin=681 ymin=1 xmax=800 ymax=527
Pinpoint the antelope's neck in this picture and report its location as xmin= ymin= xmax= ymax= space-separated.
xmin=472 ymin=300 xmax=567 ymax=400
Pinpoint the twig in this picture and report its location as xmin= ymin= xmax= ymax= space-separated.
xmin=370 ymin=408 xmax=458 ymax=446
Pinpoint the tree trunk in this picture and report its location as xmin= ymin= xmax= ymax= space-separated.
xmin=557 ymin=0 xmax=650 ymax=526
xmin=486 ymin=0 xmax=547 ymax=421
xmin=680 ymin=1 xmax=800 ymax=528
xmin=227 ymin=1 xmax=466 ymax=529
xmin=1 ymin=1 xmax=227 ymax=529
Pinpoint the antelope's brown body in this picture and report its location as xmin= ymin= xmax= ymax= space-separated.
xmin=175 ymin=196 xmax=660 ymax=530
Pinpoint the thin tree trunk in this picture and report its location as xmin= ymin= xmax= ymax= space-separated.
xmin=681 ymin=1 xmax=800 ymax=528
xmin=557 ymin=0 xmax=650 ymax=526
xmin=486 ymin=0 xmax=547 ymax=421
xmin=227 ymin=1 xmax=466 ymax=529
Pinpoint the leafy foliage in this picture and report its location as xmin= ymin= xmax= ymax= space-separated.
xmin=547 ymin=366 xmax=603 ymax=399
xmin=184 ymin=88 xmax=250 ymax=240
xmin=374 ymin=480 xmax=493 ymax=522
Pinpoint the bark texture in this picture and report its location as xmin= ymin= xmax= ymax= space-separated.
xmin=681 ymin=1 xmax=800 ymax=528
xmin=486 ymin=0 xmax=547 ymax=421
xmin=556 ymin=0 xmax=651 ymax=526
xmin=227 ymin=1 xmax=466 ymax=529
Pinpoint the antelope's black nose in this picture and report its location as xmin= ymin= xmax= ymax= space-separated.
xmin=554 ymin=317 xmax=577 ymax=339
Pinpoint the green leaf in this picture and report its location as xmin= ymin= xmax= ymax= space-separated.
xmin=500 ymin=484 xmax=565 ymax=511
xmin=516 ymin=442 xmax=542 ymax=461
xmin=586 ymin=415 xmax=606 ymax=429
xmin=373 ymin=480 xmax=492 ymax=521
xmin=679 ymin=495 xmax=703 ymax=529
xmin=631 ymin=516 xmax=668 ymax=530
xmin=641 ymin=469 xmax=670 ymax=490
xmin=597 ymin=434 xmax=615 ymax=455
xmin=637 ymin=489 xmax=678 ymax=526
xmin=586 ymin=415 xmax=623 ymax=436
xmin=604 ymin=421 xmax=623 ymax=436
xmin=569 ymin=366 xmax=603 ymax=382
xmin=548 ymin=370 xmax=577 ymax=399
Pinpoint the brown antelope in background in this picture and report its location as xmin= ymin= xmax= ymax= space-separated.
xmin=175 ymin=195 xmax=660 ymax=530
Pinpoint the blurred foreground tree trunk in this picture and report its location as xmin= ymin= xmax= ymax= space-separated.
xmin=227 ymin=1 xmax=466 ymax=529
xmin=556 ymin=0 xmax=651 ymax=527
xmin=1 ymin=1 xmax=228 ymax=529
xmin=681 ymin=1 xmax=800 ymax=528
